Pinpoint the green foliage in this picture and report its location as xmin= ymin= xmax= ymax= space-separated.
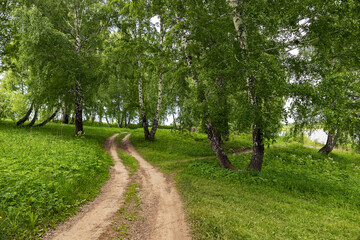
xmin=130 ymin=129 xmax=360 ymax=239
xmin=289 ymin=1 xmax=360 ymax=145
xmin=0 ymin=120 xmax=122 ymax=239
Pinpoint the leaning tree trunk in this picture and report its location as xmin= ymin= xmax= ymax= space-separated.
xmin=205 ymin=121 xmax=236 ymax=169
xmin=318 ymin=132 xmax=336 ymax=155
xmin=149 ymin=71 xmax=163 ymax=140
xmin=105 ymin=116 xmax=111 ymax=127
xmin=17 ymin=102 xmax=34 ymax=126
xmin=34 ymin=106 xmax=60 ymax=127
xmin=75 ymin=81 xmax=84 ymax=134
xmin=28 ymin=107 xmax=39 ymax=127
xmin=248 ymin=124 xmax=265 ymax=171
xmin=178 ymin=15 xmax=234 ymax=169
xmin=62 ymin=106 xmax=69 ymax=124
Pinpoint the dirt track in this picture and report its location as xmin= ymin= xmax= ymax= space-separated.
xmin=42 ymin=134 xmax=130 ymax=240
xmin=120 ymin=134 xmax=191 ymax=240
xmin=42 ymin=133 xmax=191 ymax=240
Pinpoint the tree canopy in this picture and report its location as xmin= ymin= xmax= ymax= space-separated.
xmin=1 ymin=0 xmax=360 ymax=170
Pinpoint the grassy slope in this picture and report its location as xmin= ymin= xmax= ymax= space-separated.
xmin=0 ymin=120 xmax=126 ymax=239
xmin=130 ymin=128 xmax=360 ymax=240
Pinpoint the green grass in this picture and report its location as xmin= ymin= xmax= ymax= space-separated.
xmin=117 ymin=150 xmax=139 ymax=176
xmin=111 ymin=145 xmax=141 ymax=239
xmin=130 ymin=128 xmax=360 ymax=240
xmin=0 ymin=120 xmax=126 ymax=239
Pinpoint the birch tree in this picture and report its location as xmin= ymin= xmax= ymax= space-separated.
xmin=17 ymin=0 xmax=110 ymax=134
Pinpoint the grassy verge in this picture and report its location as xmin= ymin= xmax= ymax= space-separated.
xmin=130 ymin=128 xmax=360 ymax=239
xmin=108 ymin=149 xmax=141 ymax=239
xmin=0 ymin=120 xmax=126 ymax=239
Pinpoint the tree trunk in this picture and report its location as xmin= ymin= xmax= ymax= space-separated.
xmin=75 ymin=81 xmax=84 ymax=134
xmin=172 ymin=113 xmax=177 ymax=128
xmin=176 ymin=11 xmax=235 ymax=169
xmin=74 ymin=6 xmax=83 ymax=135
xmin=98 ymin=114 xmax=102 ymax=124
xmin=70 ymin=114 xmax=75 ymax=124
xmin=105 ymin=116 xmax=111 ymax=127
xmin=17 ymin=102 xmax=34 ymax=126
xmin=318 ymin=132 xmax=336 ymax=155
xmin=230 ymin=1 xmax=266 ymax=171
xmin=149 ymin=71 xmax=163 ymax=140
xmin=248 ymin=124 xmax=265 ymax=171
xmin=205 ymin=121 xmax=236 ymax=169
xmin=62 ymin=106 xmax=69 ymax=124
xmin=28 ymin=107 xmax=39 ymax=127
xmin=91 ymin=112 xmax=95 ymax=123
xmin=229 ymin=0 xmax=247 ymax=50
xmin=34 ymin=106 xmax=60 ymax=127
xmin=138 ymin=71 xmax=151 ymax=140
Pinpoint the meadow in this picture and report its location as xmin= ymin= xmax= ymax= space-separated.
xmin=0 ymin=120 xmax=125 ymax=239
xmin=1 ymin=121 xmax=360 ymax=239
xmin=130 ymin=128 xmax=360 ymax=240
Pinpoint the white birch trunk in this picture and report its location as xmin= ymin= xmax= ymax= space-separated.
xmin=229 ymin=0 xmax=264 ymax=170
xmin=149 ymin=16 xmax=165 ymax=140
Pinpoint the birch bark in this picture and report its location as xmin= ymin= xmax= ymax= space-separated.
xmin=28 ymin=107 xmax=39 ymax=127
xmin=318 ymin=132 xmax=336 ymax=155
xmin=34 ymin=106 xmax=61 ymax=127
xmin=149 ymin=17 xmax=165 ymax=140
xmin=138 ymin=65 xmax=151 ymax=139
xmin=177 ymin=11 xmax=235 ymax=169
xmin=230 ymin=0 xmax=264 ymax=171
xmin=16 ymin=101 xmax=34 ymax=126
xmin=74 ymin=1 xmax=84 ymax=135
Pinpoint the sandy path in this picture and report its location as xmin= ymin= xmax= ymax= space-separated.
xmin=42 ymin=133 xmax=130 ymax=240
xmin=120 ymin=134 xmax=191 ymax=240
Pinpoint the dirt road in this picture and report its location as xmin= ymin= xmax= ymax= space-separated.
xmin=43 ymin=133 xmax=130 ymax=240
xmin=120 ymin=134 xmax=191 ymax=240
xmin=43 ymin=133 xmax=191 ymax=240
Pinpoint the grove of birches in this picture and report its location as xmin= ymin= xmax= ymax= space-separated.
xmin=1 ymin=0 xmax=360 ymax=171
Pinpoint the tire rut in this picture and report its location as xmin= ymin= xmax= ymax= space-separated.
xmin=120 ymin=134 xmax=191 ymax=240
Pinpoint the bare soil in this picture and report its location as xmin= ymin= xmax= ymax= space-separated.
xmin=120 ymin=134 xmax=191 ymax=240
xmin=42 ymin=133 xmax=130 ymax=240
